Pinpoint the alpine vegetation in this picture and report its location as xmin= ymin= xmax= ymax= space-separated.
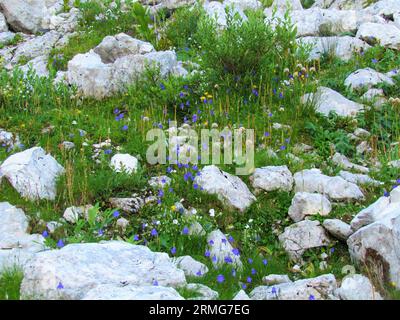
xmin=0 ymin=0 xmax=400 ymax=301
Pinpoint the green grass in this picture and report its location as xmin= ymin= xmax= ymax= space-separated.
xmin=1 ymin=0 xmax=400 ymax=300
xmin=0 ymin=267 xmax=24 ymax=300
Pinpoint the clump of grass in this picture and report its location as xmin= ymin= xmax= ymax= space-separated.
xmin=0 ymin=267 xmax=24 ymax=300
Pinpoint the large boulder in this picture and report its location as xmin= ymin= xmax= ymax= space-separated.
xmin=173 ymin=255 xmax=209 ymax=277
xmin=266 ymin=7 xmax=376 ymax=38
xmin=356 ymin=23 xmax=400 ymax=50
xmin=194 ymin=165 xmax=256 ymax=212
xmin=203 ymin=1 xmax=247 ymax=28
xmin=250 ymin=165 xmax=293 ymax=193
xmin=93 ymin=33 xmax=155 ymax=64
xmin=0 ymin=11 xmax=8 ymax=32
xmin=0 ymin=0 xmax=47 ymax=34
xmin=11 ymin=31 xmax=61 ymax=64
xmin=278 ymin=220 xmax=331 ymax=261
xmin=288 ymin=192 xmax=331 ymax=222
xmin=339 ymin=170 xmax=382 ymax=187
xmin=267 ymin=0 xmax=303 ymax=11
xmin=0 ymin=147 xmax=64 ymax=200
xmin=0 ymin=202 xmax=45 ymax=270
xmin=20 ymin=241 xmax=187 ymax=299
xmin=67 ymin=34 xmax=184 ymax=99
xmin=207 ymin=229 xmax=242 ymax=268
xmin=66 ymin=50 xmax=114 ymax=99
xmin=294 ymin=169 xmax=364 ymax=201
xmin=250 ymin=274 xmax=337 ymax=300
xmin=299 ymin=36 xmax=370 ymax=62
xmin=82 ymin=284 xmax=184 ymax=300
xmin=323 ymin=218 xmax=353 ymax=241
xmin=302 ymin=86 xmax=364 ymax=117
xmin=223 ymin=0 xmax=262 ymax=11
xmin=331 ymin=152 xmax=369 ymax=174
xmin=312 ymin=0 xmax=364 ymax=10
xmin=347 ymin=188 xmax=400 ymax=289
xmin=344 ymin=68 xmax=395 ymax=91
xmin=335 ymin=274 xmax=383 ymax=300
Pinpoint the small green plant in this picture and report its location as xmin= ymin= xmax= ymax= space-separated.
xmin=0 ymin=267 xmax=24 ymax=300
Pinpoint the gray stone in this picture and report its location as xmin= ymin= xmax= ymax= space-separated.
xmin=110 ymin=153 xmax=139 ymax=174
xmin=262 ymin=274 xmax=292 ymax=286
xmin=0 ymin=202 xmax=45 ymax=270
xmin=302 ymin=86 xmax=364 ymax=117
xmin=20 ymin=241 xmax=187 ymax=299
xmin=332 ymin=152 xmax=369 ymax=174
xmin=194 ymin=165 xmax=256 ymax=212
xmin=94 ymin=33 xmax=154 ymax=64
xmin=300 ymin=36 xmax=370 ymax=61
xmin=0 ymin=147 xmax=64 ymax=201
xmin=278 ymin=220 xmax=331 ymax=261
xmin=251 ymin=165 xmax=293 ymax=193
xmin=339 ymin=170 xmax=382 ymax=186
xmin=82 ymin=284 xmax=184 ymax=300
xmin=336 ymin=274 xmax=383 ymax=300
xmin=186 ymin=283 xmax=219 ymax=300
xmin=347 ymin=196 xmax=400 ymax=289
xmin=232 ymin=289 xmax=251 ymax=300
xmin=173 ymin=255 xmax=209 ymax=277
xmin=0 ymin=0 xmax=47 ymax=34
xmin=323 ymin=218 xmax=353 ymax=241
xmin=345 ymin=68 xmax=395 ymax=91
xmin=250 ymin=274 xmax=337 ymax=300
xmin=294 ymin=169 xmax=365 ymax=201
xmin=11 ymin=31 xmax=61 ymax=64
xmin=288 ymin=192 xmax=331 ymax=222
xmin=356 ymin=23 xmax=400 ymax=50
xmin=207 ymin=229 xmax=242 ymax=268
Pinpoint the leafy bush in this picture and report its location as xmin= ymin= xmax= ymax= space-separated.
xmin=194 ymin=9 xmax=308 ymax=90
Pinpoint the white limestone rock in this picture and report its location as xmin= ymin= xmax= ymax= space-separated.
xmin=110 ymin=154 xmax=139 ymax=174
xmin=250 ymin=274 xmax=337 ymax=300
xmin=207 ymin=229 xmax=242 ymax=268
xmin=299 ymin=36 xmax=370 ymax=62
xmin=262 ymin=274 xmax=292 ymax=286
xmin=67 ymin=50 xmax=114 ymax=99
xmin=11 ymin=31 xmax=61 ymax=64
xmin=63 ymin=205 xmax=93 ymax=224
xmin=344 ymin=68 xmax=395 ymax=91
xmin=332 ymin=152 xmax=369 ymax=174
xmin=20 ymin=55 xmax=49 ymax=78
xmin=288 ymin=192 xmax=332 ymax=222
xmin=194 ymin=165 xmax=256 ymax=212
xmin=294 ymin=169 xmax=364 ymax=201
xmin=0 ymin=147 xmax=64 ymax=201
xmin=0 ymin=202 xmax=45 ymax=270
xmin=94 ymin=33 xmax=155 ymax=64
xmin=82 ymin=284 xmax=184 ymax=300
xmin=336 ymin=274 xmax=383 ymax=300
xmin=233 ymin=289 xmax=251 ymax=300
xmin=356 ymin=23 xmax=400 ymax=50
xmin=173 ymin=255 xmax=209 ymax=277
xmin=323 ymin=218 xmax=353 ymax=241
xmin=347 ymin=195 xmax=400 ymax=289
xmin=20 ymin=241 xmax=187 ymax=299
xmin=0 ymin=0 xmax=47 ymax=34
xmin=0 ymin=12 xmax=8 ymax=32
xmin=339 ymin=170 xmax=382 ymax=186
xmin=302 ymin=86 xmax=364 ymax=117
xmin=250 ymin=165 xmax=293 ymax=193
xmin=278 ymin=220 xmax=331 ymax=261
